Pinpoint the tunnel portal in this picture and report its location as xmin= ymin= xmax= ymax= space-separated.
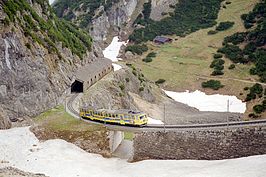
xmin=71 ymin=80 xmax=83 ymax=93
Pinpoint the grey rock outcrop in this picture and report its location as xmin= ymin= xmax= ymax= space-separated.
xmin=90 ymin=0 xmax=139 ymax=42
xmin=150 ymin=0 xmax=177 ymax=21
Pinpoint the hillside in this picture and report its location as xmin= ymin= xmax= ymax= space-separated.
xmin=0 ymin=0 xmax=95 ymax=128
xmin=53 ymin=0 xmax=142 ymax=42
xmin=127 ymin=0 xmax=265 ymax=119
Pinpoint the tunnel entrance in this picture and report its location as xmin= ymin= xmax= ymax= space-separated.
xmin=71 ymin=80 xmax=83 ymax=93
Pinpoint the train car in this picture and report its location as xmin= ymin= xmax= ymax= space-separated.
xmin=80 ymin=106 xmax=148 ymax=126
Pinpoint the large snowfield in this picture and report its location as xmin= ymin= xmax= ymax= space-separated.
xmin=164 ymin=90 xmax=246 ymax=113
xmin=0 ymin=127 xmax=265 ymax=177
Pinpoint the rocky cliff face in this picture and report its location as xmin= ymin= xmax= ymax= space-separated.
xmin=0 ymin=0 xmax=98 ymax=128
xmin=53 ymin=0 xmax=143 ymax=42
xmin=90 ymin=0 xmax=139 ymax=42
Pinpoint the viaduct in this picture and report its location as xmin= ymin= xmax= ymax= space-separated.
xmin=67 ymin=59 xmax=266 ymax=161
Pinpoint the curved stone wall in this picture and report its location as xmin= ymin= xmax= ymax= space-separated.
xmin=133 ymin=126 xmax=266 ymax=161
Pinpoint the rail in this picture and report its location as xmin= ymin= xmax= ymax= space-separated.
xmin=67 ymin=94 xmax=266 ymax=131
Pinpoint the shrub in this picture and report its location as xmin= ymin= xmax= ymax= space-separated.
xmin=147 ymin=52 xmax=156 ymax=58
xmin=245 ymin=93 xmax=256 ymax=101
xmin=211 ymin=69 xmax=224 ymax=76
xmin=214 ymin=65 xmax=224 ymax=71
xmin=125 ymin=44 xmax=148 ymax=55
xmin=216 ymin=21 xmax=235 ymax=31
xmin=25 ymin=43 xmax=31 ymax=49
xmin=3 ymin=17 xmax=10 ymax=26
xmin=155 ymin=79 xmax=166 ymax=84
xmin=139 ymin=87 xmax=144 ymax=92
xmin=208 ymin=30 xmax=218 ymax=35
xmin=142 ymin=0 xmax=152 ymax=19
xmin=217 ymin=44 xmax=242 ymax=63
xmin=228 ymin=64 xmax=235 ymax=70
xmin=244 ymin=87 xmax=249 ymax=91
xmin=245 ymin=83 xmax=263 ymax=101
xmin=253 ymin=104 xmax=264 ymax=114
xmin=202 ymin=80 xmax=224 ymax=90
xmin=213 ymin=53 xmax=223 ymax=59
xmin=210 ymin=59 xmax=225 ymax=68
xmin=248 ymin=113 xmax=259 ymax=118
xmin=125 ymin=78 xmax=130 ymax=82
xmin=250 ymin=83 xmax=263 ymax=95
xmin=224 ymin=32 xmax=246 ymax=45
xmin=142 ymin=57 xmax=153 ymax=62
xmin=132 ymin=70 xmax=137 ymax=76
xmin=119 ymin=84 xmax=125 ymax=91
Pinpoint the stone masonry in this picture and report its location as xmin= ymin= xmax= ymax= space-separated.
xmin=133 ymin=126 xmax=266 ymax=161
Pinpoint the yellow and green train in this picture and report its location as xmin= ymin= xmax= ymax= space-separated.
xmin=80 ymin=107 xmax=148 ymax=126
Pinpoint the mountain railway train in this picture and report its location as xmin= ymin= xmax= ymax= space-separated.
xmin=80 ymin=106 xmax=148 ymax=126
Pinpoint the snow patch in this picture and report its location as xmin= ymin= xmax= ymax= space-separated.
xmin=148 ymin=117 xmax=164 ymax=125
xmin=103 ymin=36 xmax=127 ymax=62
xmin=4 ymin=39 xmax=12 ymax=70
xmin=164 ymin=90 xmax=246 ymax=113
xmin=112 ymin=63 xmax=122 ymax=71
xmin=49 ymin=0 xmax=55 ymax=5
xmin=1 ymin=127 xmax=266 ymax=177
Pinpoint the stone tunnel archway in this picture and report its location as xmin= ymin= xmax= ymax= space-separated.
xmin=71 ymin=80 xmax=83 ymax=93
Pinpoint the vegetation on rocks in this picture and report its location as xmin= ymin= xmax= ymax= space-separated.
xmin=129 ymin=0 xmax=222 ymax=43
xmin=210 ymin=54 xmax=225 ymax=76
xmin=217 ymin=1 xmax=266 ymax=82
xmin=202 ymin=80 xmax=224 ymax=90
xmin=215 ymin=21 xmax=235 ymax=31
xmin=155 ymin=79 xmax=166 ymax=85
xmin=245 ymin=83 xmax=264 ymax=102
xmin=53 ymin=0 xmax=119 ymax=28
xmin=142 ymin=52 xmax=157 ymax=63
xmin=2 ymin=0 xmax=92 ymax=59
xmin=125 ymin=44 xmax=148 ymax=55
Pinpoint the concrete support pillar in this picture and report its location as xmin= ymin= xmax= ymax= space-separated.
xmin=109 ymin=131 xmax=124 ymax=153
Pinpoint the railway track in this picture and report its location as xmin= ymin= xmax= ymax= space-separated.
xmin=67 ymin=94 xmax=266 ymax=131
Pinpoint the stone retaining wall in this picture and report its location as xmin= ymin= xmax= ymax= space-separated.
xmin=133 ymin=126 xmax=266 ymax=161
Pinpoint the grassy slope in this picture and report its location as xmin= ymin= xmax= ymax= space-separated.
xmin=133 ymin=0 xmax=259 ymax=96
xmin=130 ymin=0 xmax=261 ymax=118
xmin=34 ymin=105 xmax=103 ymax=131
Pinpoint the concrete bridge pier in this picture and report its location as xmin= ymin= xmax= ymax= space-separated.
xmin=109 ymin=131 xmax=124 ymax=153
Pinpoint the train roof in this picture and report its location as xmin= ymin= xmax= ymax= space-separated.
xmin=80 ymin=106 xmax=145 ymax=115
xmin=97 ymin=109 xmax=145 ymax=115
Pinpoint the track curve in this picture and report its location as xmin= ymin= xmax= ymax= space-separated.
xmin=67 ymin=94 xmax=266 ymax=131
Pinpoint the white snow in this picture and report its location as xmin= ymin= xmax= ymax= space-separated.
xmin=103 ymin=36 xmax=127 ymax=62
xmin=4 ymin=39 xmax=12 ymax=70
xmin=49 ymin=0 xmax=55 ymax=5
xmin=1 ymin=127 xmax=266 ymax=177
xmin=164 ymin=90 xmax=246 ymax=113
xmin=112 ymin=63 xmax=122 ymax=71
xmin=148 ymin=117 xmax=164 ymax=125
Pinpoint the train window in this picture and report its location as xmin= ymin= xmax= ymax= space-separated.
xmin=140 ymin=116 xmax=144 ymax=120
